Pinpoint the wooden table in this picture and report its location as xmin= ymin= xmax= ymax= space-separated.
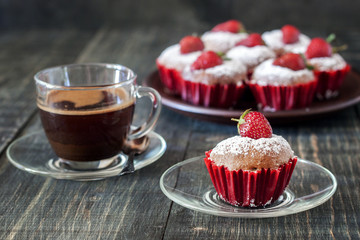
xmin=0 ymin=26 xmax=359 ymax=239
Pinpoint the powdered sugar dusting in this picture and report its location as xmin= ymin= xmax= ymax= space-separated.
xmin=226 ymin=45 xmax=276 ymax=69
xmin=204 ymin=60 xmax=247 ymax=77
xmin=201 ymin=31 xmax=248 ymax=53
xmin=182 ymin=60 xmax=247 ymax=85
xmin=262 ymin=29 xmax=310 ymax=54
xmin=307 ymin=53 xmax=347 ymax=71
xmin=157 ymin=44 xmax=202 ymax=70
xmin=209 ymin=134 xmax=294 ymax=171
xmin=251 ymin=59 xmax=315 ymax=86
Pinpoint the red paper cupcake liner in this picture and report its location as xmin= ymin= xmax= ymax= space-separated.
xmin=204 ymin=150 xmax=297 ymax=207
xmin=156 ymin=61 xmax=183 ymax=95
xmin=181 ymin=80 xmax=246 ymax=108
xmin=314 ymin=64 xmax=351 ymax=100
xmin=248 ymin=80 xmax=317 ymax=111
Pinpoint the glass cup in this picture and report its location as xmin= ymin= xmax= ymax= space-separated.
xmin=34 ymin=63 xmax=161 ymax=170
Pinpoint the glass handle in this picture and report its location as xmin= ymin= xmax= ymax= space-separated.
xmin=128 ymin=86 xmax=162 ymax=140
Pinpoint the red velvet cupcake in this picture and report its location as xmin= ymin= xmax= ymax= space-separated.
xmin=204 ymin=110 xmax=297 ymax=207
xmin=156 ymin=36 xmax=204 ymax=94
xmin=248 ymin=53 xmax=317 ymax=111
xmin=181 ymin=51 xmax=247 ymax=108
xmin=305 ymin=36 xmax=351 ymax=100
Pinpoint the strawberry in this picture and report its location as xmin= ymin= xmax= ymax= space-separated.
xmin=305 ymin=37 xmax=332 ymax=59
xmin=211 ymin=20 xmax=244 ymax=33
xmin=235 ymin=33 xmax=264 ymax=47
xmin=191 ymin=51 xmax=223 ymax=70
xmin=281 ymin=25 xmax=300 ymax=44
xmin=180 ymin=36 xmax=205 ymax=54
xmin=231 ymin=109 xmax=272 ymax=139
xmin=273 ymin=53 xmax=306 ymax=71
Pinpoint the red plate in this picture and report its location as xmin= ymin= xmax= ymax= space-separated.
xmin=144 ymin=70 xmax=360 ymax=124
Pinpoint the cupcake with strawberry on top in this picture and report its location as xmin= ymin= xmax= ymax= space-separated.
xmin=156 ymin=35 xmax=204 ymax=94
xmin=201 ymin=20 xmax=248 ymax=53
xmin=181 ymin=50 xmax=247 ymax=108
xmin=248 ymin=53 xmax=317 ymax=111
xmin=204 ymin=109 xmax=297 ymax=207
xmin=262 ymin=25 xmax=310 ymax=56
xmin=305 ymin=34 xmax=351 ymax=100
xmin=226 ymin=33 xmax=276 ymax=75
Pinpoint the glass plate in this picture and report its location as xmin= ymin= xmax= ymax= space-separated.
xmin=7 ymin=130 xmax=166 ymax=181
xmin=160 ymin=156 xmax=337 ymax=218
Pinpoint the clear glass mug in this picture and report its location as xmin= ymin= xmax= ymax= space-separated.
xmin=34 ymin=63 xmax=161 ymax=170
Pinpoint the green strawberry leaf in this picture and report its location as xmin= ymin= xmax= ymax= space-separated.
xmin=326 ymin=33 xmax=336 ymax=43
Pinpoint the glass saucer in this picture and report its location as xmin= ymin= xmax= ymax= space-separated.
xmin=160 ymin=156 xmax=337 ymax=218
xmin=7 ymin=130 xmax=166 ymax=181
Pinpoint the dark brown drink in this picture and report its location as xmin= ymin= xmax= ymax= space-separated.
xmin=38 ymin=89 xmax=135 ymax=161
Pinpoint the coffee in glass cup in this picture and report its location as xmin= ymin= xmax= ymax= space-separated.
xmin=34 ymin=63 xmax=161 ymax=170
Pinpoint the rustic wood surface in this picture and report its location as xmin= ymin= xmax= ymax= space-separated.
xmin=0 ymin=24 xmax=359 ymax=240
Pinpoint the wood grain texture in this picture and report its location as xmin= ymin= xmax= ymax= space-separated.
xmin=0 ymin=30 xmax=96 ymax=154
xmin=0 ymin=24 xmax=359 ymax=240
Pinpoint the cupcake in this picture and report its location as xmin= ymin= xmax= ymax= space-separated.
xmin=262 ymin=25 xmax=310 ymax=55
xmin=305 ymin=35 xmax=351 ymax=100
xmin=226 ymin=33 xmax=276 ymax=75
xmin=156 ymin=36 xmax=204 ymax=94
xmin=181 ymin=51 xmax=247 ymax=108
xmin=201 ymin=20 xmax=248 ymax=53
xmin=248 ymin=53 xmax=317 ymax=111
xmin=204 ymin=109 xmax=297 ymax=207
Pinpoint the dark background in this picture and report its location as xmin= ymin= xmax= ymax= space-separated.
xmin=0 ymin=0 xmax=357 ymax=32
xmin=0 ymin=0 xmax=358 ymax=68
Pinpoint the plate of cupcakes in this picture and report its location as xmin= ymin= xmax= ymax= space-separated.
xmin=145 ymin=20 xmax=360 ymax=124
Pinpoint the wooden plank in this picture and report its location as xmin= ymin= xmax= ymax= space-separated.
xmin=0 ymin=29 xmax=98 ymax=239
xmin=0 ymin=30 xmax=97 ymax=155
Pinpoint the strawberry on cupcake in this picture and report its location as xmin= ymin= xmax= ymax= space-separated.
xmin=156 ymin=35 xmax=204 ymax=94
xmin=226 ymin=33 xmax=276 ymax=75
xmin=305 ymin=34 xmax=351 ymax=99
xmin=201 ymin=20 xmax=249 ymax=53
xmin=204 ymin=109 xmax=297 ymax=207
xmin=181 ymin=50 xmax=247 ymax=108
xmin=248 ymin=53 xmax=317 ymax=111
xmin=262 ymin=25 xmax=310 ymax=56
